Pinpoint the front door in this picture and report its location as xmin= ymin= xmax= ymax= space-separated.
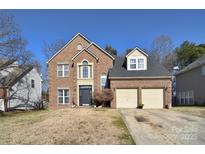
xmin=79 ymin=85 xmax=92 ymax=106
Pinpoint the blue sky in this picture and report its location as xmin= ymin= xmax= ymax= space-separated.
xmin=9 ymin=10 xmax=205 ymax=64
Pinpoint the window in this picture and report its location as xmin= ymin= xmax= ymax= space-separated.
xmin=201 ymin=65 xmax=205 ymax=75
xmin=182 ymin=92 xmax=185 ymax=104
xmin=130 ymin=59 xmax=136 ymax=69
xmin=90 ymin=66 xmax=92 ymax=78
xmin=101 ymin=75 xmax=107 ymax=88
xmin=129 ymin=57 xmax=146 ymax=70
xmin=31 ymin=79 xmax=35 ymax=88
xmin=82 ymin=66 xmax=88 ymax=78
xmin=78 ymin=60 xmax=93 ymax=79
xmin=185 ymin=91 xmax=189 ymax=104
xmin=57 ymin=64 xmax=69 ymax=77
xmin=58 ymin=89 xmax=69 ymax=104
xmin=138 ymin=58 xmax=144 ymax=69
xmin=77 ymin=44 xmax=83 ymax=51
xmin=189 ymin=90 xmax=194 ymax=104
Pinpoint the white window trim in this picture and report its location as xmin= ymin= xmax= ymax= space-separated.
xmin=127 ymin=56 xmax=147 ymax=70
xmin=57 ymin=64 xmax=69 ymax=77
xmin=137 ymin=58 xmax=145 ymax=70
xmin=57 ymin=88 xmax=70 ymax=104
xmin=77 ymin=60 xmax=93 ymax=79
xmin=129 ymin=58 xmax=137 ymax=70
xmin=82 ymin=66 xmax=89 ymax=79
xmin=77 ymin=43 xmax=83 ymax=51
xmin=101 ymin=74 xmax=107 ymax=88
xmin=185 ymin=91 xmax=189 ymax=104
xmin=31 ymin=79 xmax=35 ymax=88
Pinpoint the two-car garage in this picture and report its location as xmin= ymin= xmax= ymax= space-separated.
xmin=116 ymin=88 xmax=164 ymax=109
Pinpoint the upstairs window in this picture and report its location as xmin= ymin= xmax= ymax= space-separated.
xmin=31 ymin=79 xmax=35 ymax=88
xmin=129 ymin=57 xmax=146 ymax=70
xmin=130 ymin=59 xmax=137 ymax=69
xmin=57 ymin=64 xmax=69 ymax=77
xmin=138 ymin=58 xmax=144 ymax=69
xmin=101 ymin=74 xmax=107 ymax=88
xmin=79 ymin=60 xmax=93 ymax=79
xmin=82 ymin=66 xmax=88 ymax=78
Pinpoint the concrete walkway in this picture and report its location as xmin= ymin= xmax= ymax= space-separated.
xmin=119 ymin=109 xmax=205 ymax=145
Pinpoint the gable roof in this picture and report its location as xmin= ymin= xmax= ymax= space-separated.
xmin=126 ymin=46 xmax=149 ymax=57
xmin=0 ymin=59 xmax=16 ymax=71
xmin=176 ymin=55 xmax=205 ymax=75
xmin=71 ymin=48 xmax=99 ymax=61
xmin=47 ymin=33 xmax=91 ymax=63
xmin=47 ymin=33 xmax=115 ymax=63
xmin=109 ymin=56 xmax=171 ymax=79
xmin=0 ymin=65 xmax=33 ymax=87
xmin=87 ymin=42 xmax=115 ymax=60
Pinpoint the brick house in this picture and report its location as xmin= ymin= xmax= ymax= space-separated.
xmin=47 ymin=33 xmax=172 ymax=109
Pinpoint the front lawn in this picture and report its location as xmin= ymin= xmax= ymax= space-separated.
xmin=171 ymin=106 xmax=205 ymax=118
xmin=0 ymin=108 xmax=134 ymax=145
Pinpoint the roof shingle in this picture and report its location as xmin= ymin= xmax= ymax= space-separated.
xmin=109 ymin=56 xmax=171 ymax=78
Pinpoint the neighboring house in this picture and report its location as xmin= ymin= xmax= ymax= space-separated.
xmin=176 ymin=55 xmax=205 ymax=105
xmin=0 ymin=60 xmax=42 ymax=111
xmin=47 ymin=33 xmax=172 ymax=109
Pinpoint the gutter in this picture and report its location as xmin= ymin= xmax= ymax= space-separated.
xmin=109 ymin=76 xmax=172 ymax=79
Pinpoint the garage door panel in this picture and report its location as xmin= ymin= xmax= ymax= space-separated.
xmin=142 ymin=89 xmax=163 ymax=109
xmin=116 ymin=89 xmax=138 ymax=108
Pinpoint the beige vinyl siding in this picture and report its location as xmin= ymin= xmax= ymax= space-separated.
xmin=142 ymin=89 xmax=164 ymax=109
xmin=116 ymin=89 xmax=138 ymax=108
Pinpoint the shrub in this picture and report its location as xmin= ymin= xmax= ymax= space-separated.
xmin=93 ymin=89 xmax=113 ymax=107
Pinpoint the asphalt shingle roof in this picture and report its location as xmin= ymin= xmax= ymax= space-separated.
xmin=0 ymin=64 xmax=33 ymax=87
xmin=109 ymin=56 xmax=171 ymax=78
xmin=0 ymin=59 xmax=16 ymax=71
xmin=176 ymin=55 xmax=205 ymax=75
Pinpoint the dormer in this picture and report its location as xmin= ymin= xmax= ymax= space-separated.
xmin=126 ymin=47 xmax=148 ymax=71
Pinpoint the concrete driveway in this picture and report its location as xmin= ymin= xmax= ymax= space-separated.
xmin=119 ymin=109 xmax=205 ymax=144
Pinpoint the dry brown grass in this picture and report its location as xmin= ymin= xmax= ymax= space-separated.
xmin=172 ymin=106 xmax=205 ymax=118
xmin=0 ymin=108 xmax=134 ymax=145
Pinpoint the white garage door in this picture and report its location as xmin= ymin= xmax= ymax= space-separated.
xmin=142 ymin=89 xmax=163 ymax=109
xmin=116 ymin=89 xmax=138 ymax=108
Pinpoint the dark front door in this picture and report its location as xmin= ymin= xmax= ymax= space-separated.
xmin=79 ymin=85 xmax=92 ymax=106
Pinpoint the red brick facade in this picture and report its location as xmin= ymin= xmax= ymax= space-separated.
xmin=48 ymin=34 xmax=113 ymax=109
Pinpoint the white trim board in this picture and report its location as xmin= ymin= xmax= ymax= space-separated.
xmin=87 ymin=42 xmax=115 ymax=60
xmin=126 ymin=46 xmax=149 ymax=58
xmin=47 ymin=33 xmax=115 ymax=63
xmin=47 ymin=33 xmax=91 ymax=63
xmin=71 ymin=48 xmax=99 ymax=61
xmin=109 ymin=76 xmax=172 ymax=79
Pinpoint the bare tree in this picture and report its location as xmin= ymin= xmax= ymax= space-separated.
xmin=150 ymin=35 xmax=174 ymax=63
xmin=0 ymin=11 xmax=43 ymax=111
xmin=162 ymin=52 xmax=178 ymax=72
xmin=42 ymin=40 xmax=65 ymax=94
xmin=0 ymin=11 xmax=33 ymax=64
xmin=42 ymin=39 xmax=65 ymax=60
